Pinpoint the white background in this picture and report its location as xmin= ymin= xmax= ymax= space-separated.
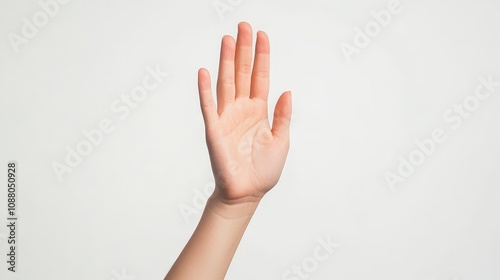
xmin=1 ymin=0 xmax=499 ymax=279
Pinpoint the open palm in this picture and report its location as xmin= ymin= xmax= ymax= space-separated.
xmin=197 ymin=22 xmax=292 ymax=205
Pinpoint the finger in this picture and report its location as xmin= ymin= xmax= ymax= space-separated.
xmin=250 ymin=31 xmax=270 ymax=102
xmin=234 ymin=22 xmax=253 ymax=99
xmin=198 ymin=68 xmax=219 ymax=127
xmin=271 ymin=91 xmax=292 ymax=147
xmin=216 ymin=35 xmax=236 ymax=115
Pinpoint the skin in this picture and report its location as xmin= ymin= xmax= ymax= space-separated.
xmin=164 ymin=22 xmax=292 ymax=280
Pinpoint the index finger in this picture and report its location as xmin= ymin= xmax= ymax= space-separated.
xmin=250 ymin=30 xmax=270 ymax=102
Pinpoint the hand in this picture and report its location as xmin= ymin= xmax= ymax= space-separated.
xmin=197 ymin=22 xmax=292 ymax=206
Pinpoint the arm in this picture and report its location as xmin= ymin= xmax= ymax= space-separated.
xmin=164 ymin=22 xmax=292 ymax=280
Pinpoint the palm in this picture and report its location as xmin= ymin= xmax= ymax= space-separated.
xmin=207 ymin=98 xmax=286 ymax=201
xmin=197 ymin=23 xmax=292 ymax=204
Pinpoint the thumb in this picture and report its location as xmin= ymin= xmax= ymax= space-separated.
xmin=271 ymin=91 xmax=292 ymax=146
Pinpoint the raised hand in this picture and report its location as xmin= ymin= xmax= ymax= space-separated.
xmin=197 ymin=22 xmax=292 ymax=205
xmin=165 ymin=22 xmax=292 ymax=280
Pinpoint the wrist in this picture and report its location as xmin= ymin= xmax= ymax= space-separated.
xmin=206 ymin=191 xmax=261 ymax=220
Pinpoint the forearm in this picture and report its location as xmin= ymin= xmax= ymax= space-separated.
xmin=164 ymin=191 xmax=261 ymax=280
